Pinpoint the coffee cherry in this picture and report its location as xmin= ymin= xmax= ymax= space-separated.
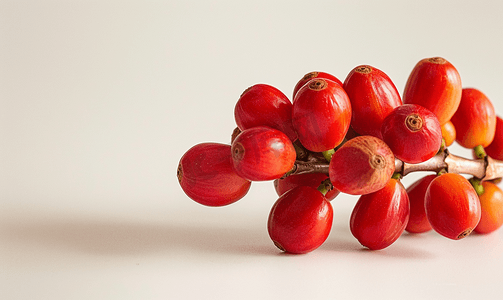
xmin=474 ymin=181 xmax=503 ymax=234
xmin=329 ymin=135 xmax=395 ymax=195
xmin=343 ymin=65 xmax=402 ymax=139
xmin=405 ymin=175 xmax=436 ymax=233
xmin=451 ymin=88 xmax=496 ymax=149
xmin=403 ymin=57 xmax=462 ymax=125
xmin=485 ymin=116 xmax=503 ymax=160
xmin=292 ymin=71 xmax=342 ymax=99
xmin=441 ymin=120 xmax=457 ymax=147
xmin=235 ymin=84 xmax=297 ymax=142
xmin=231 ymin=126 xmax=296 ymax=181
xmin=425 ymin=173 xmax=481 ymax=240
xmin=292 ymin=78 xmax=351 ymax=152
xmin=178 ymin=143 xmax=251 ymax=206
xmin=350 ymin=179 xmax=410 ymax=250
xmin=381 ymin=104 xmax=442 ymax=164
xmin=274 ymin=173 xmax=340 ymax=201
xmin=268 ymin=186 xmax=333 ymax=254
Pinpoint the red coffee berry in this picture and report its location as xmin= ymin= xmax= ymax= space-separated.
xmin=235 ymin=84 xmax=297 ymax=142
xmin=292 ymin=71 xmax=343 ymax=99
xmin=178 ymin=143 xmax=251 ymax=206
xmin=450 ymin=88 xmax=496 ymax=149
xmin=441 ymin=120 xmax=457 ymax=147
xmin=292 ymin=78 xmax=351 ymax=152
xmin=425 ymin=173 xmax=481 ymax=240
xmin=405 ymin=175 xmax=436 ymax=234
xmin=485 ymin=116 xmax=503 ymax=160
xmin=381 ymin=104 xmax=442 ymax=164
xmin=474 ymin=181 xmax=503 ymax=234
xmin=274 ymin=173 xmax=340 ymax=201
xmin=343 ymin=65 xmax=402 ymax=139
xmin=329 ymin=135 xmax=395 ymax=195
xmin=231 ymin=126 xmax=296 ymax=181
xmin=350 ymin=179 xmax=410 ymax=250
xmin=268 ymin=186 xmax=333 ymax=254
xmin=403 ymin=57 xmax=462 ymax=125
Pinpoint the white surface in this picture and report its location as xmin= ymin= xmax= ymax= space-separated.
xmin=1 ymin=1 xmax=503 ymax=299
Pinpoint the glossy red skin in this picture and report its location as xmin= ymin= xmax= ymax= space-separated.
xmin=235 ymin=84 xmax=297 ymax=142
xmin=381 ymin=104 xmax=442 ymax=164
xmin=292 ymin=71 xmax=343 ymax=99
xmin=343 ymin=65 xmax=402 ymax=139
xmin=441 ymin=120 xmax=456 ymax=147
xmin=485 ymin=116 xmax=503 ymax=160
xmin=178 ymin=143 xmax=251 ymax=206
xmin=273 ymin=173 xmax=340 ymax=201
xmin=350 ymin=179 xmax=410 ymax=250
xmin=405 ymin=175 xmax=436 ymax=233
xmin=425 ymin=173 xmax=481 ymax=240
xmin=268 ymin=186 xmax=333 ymax=254
xmin=403 ymin=57 xmax=462 ymax=125
xmin=475 ymin=181 xmax=503 ymax=234
xmin=292 ymin=78 xmax=351 ymax=152
xmin=329 ymin=136 xmax=395 ymax=195
xmin=231 ymin=126 xmax=296 ymax=181
xmin=451 ymin=88 xmax=496 ymax=149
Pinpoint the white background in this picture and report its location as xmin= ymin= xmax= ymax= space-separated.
xmin=1 ymin=1 xmax=503 ymax=299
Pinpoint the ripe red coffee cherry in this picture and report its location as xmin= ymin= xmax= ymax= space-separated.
xmin=178 ymin=143 xmax=251 ymax=206
xmin=405 ymin=175 xmax=436 ymax=233
xmin=231 ymin=126 xmax=296 ymax=181
xmin=474 ymin=181 xmax=503 ymax=234
xmin=450 ymin=88 xmax=496 ymax=149
xmin=485 ymin=116 xmax=503 ymax=160
xmin=403 ymin=57 xmax=462 ymax=125
xmin=381 ymin=104 xmax=442 ymax=164
xmin=329 ymin=135 xmax=395 ymax=195
xmin=350 ymin=179 xmax=410 ymax=250
xmin=292 ymin=78 xmax=351 ymax=152
xmin=274 ymin=173 xmax=340 ymax=201
xmin=441 ymin=120 xmax=457 ymax=147
xmin=425 ymin=173 xmax=481 ymax=240
xmin=292 ymin=71 xmax=342 ymax=99
xmin=268 ymin=186 xmax=333 ymax=254
xmin=343 ymin=65 xmax=402 ymax=139
xmin=235 ymin=84 xmax=297 ymax=142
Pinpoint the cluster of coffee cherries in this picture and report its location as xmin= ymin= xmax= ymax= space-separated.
xmin=177 ymin=57 xmax=503 ymax=254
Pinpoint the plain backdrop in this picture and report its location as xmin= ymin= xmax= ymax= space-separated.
xmin=1 ymin=1 xmax=503 ymax=299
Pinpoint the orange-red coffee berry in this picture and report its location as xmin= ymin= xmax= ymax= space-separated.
xmin=450 ymin=88 xmax=496 ymax=149
xmin=343 ymin=65 xmax=402 ymax=139
xmin=178 ymin=143 xmax=251 ymax=206
xmin=350 ymin=179 xmax=410 ymax=250
xmin=425 ymin=173 xmax=481 ymax=240
xmin=268 ymin=186 xmax=333 ymax=254
xmin=329 ymin=135 xmax=395 ymax=195
xmin=474 ymin=181 xmax=503 ymax=234
xmin=403 ymin=57 xmax=462 ymax=125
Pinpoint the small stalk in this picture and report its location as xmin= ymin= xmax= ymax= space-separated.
xmin=391 ymin=172 xmax=403 ymax=180
xmin=469 ymin=177 xmax=485 ymax=196
xmin=474 ymin=145 xmax=487 ymax=159
xmin=317 ymin=178 xmax=335 ymax=200
xmin=317 ymin=178 xmax=330 ymax=195
xmin=322 ymin=149 xmax=335 ymax=162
